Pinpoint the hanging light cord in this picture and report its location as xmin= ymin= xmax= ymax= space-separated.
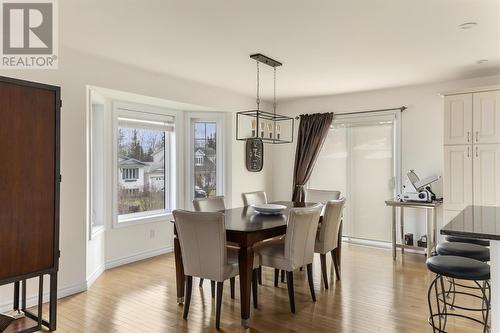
xmin=256 ymin=61 xmax=260 ymax=111
xmin=273 ymin=67 xmax=277 ymax=116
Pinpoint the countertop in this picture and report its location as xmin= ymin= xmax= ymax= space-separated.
xmin=441 ymin=205 xmax=500 ymax=241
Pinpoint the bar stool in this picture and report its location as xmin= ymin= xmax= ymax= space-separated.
xmin=426 ymin=255 xmax=490 ymax=333
xmin=445 ymin=235 xmax=490 ymax=247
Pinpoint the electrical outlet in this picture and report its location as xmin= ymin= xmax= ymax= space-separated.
xmin=150 ymin=229 xmax=155 ymax=239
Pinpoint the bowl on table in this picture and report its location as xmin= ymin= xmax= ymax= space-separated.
xmin=251 ymin=203 xmax=287 ymax=215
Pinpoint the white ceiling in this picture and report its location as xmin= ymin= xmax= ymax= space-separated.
xmin=62 ymin=0 xmax=500 ymax=100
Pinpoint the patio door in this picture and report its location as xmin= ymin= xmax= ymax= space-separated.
xmin=308 ymin=111 xmax=401 ymax=243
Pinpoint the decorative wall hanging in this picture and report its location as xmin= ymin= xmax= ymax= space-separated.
xmin=245 ymin=138 xmax=264 ymax=172
xmin=236 ymin=53 xmax=294 ymax=144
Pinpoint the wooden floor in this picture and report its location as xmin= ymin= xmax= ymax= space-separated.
xmin=8 ymin=243 xmax=485 ymax=332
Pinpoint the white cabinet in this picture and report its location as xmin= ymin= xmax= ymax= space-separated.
xmin=473 ymin=90 xmax=500 ymax=144
xmin=443 ymin=145 xmax=473 ymax=210
xmin=473 ymin=144 xmax=500 ymax=206
xmin=444 ymin=94 xmax=472 ymax=145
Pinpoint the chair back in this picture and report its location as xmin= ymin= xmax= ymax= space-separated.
xmin=305 ymin=189 xmax=341 ymax=204
xmin=173 ymin=210 xmax=227 ymax=281
xmin=242 ymin=191 xmax=267 ymax=206
xmin=193 ymin=196 xmax=225 ymax=212
xmin=284 ymin=204 xmax=322 ymax=269
xmin=316 ymin=198 xmax=345 ymax=253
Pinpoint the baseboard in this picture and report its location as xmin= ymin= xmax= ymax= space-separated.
xmin=104 ymin=246 xmax=173 ymax=270
xmin=0 ymin=281 xmax=87 ymax=313
xmin=86 ymin=264 xmax=105 ymax=289
xmin=343 ymin=237 xmax=392 ymax=249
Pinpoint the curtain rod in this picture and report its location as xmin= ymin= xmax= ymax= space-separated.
xmin=295 ymin=106 xmax=407 ymax=119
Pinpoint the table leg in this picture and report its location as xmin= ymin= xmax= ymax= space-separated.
xmin=426 ymin=209 xmax=432 ymax=257
xmin=13 ymin=281 xmax=19 ymax=311
xmin=432 ymin=207 xmax=437 ymax=251
xmin=239 ymin=245 xmax=254 ymax=328
xmin=392 ymin=206 xmax=397 ymax=260
xmin=174 ymin=235 xmax=185 ymax=304
xmin=400 ymin=207 xmax=404 ymax=254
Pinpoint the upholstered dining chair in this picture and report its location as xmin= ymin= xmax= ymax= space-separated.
xmin=192 ymin=196 xmax=234 ymax=293
xmin=254 ymin=204 xmax=323 ymax=313
xmin=315 ymin=198 xmax=345 ymax=289
xmin=305 ymin=189 xmax=341 ymax=203
xmin=173 ymin=210 xmax=240 ymax=329
xmin=242 ymin=191 xmax=267 ymax=206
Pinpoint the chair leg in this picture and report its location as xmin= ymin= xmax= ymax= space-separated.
xmin=230 ymin=277 xmax=235 ymax=299
xmin=252 ymin=269 xmax=258 ymax=309
xmin=211 ymin=280 xmax=215 ymax=298
xmin=286 ymin=271 xmax=295 ymax=313
xmin=199 ymin=278 xmax=204 ymax=288
xmin=274 ymin=269 xmax=279 ymax=287
xmin=306 ymin=263 xmax=316 ymax=302
xmin=320 ymin=253 xmax=328 ymax=289
xmin=281 ymin=270 xmax=285 ymax=283
xmin=216 ymin=281 xmax=223 ymax=330
xmin=183 ymin=276 xmax=193 ymax=320
xmin=258 ymin=266 xmax=262 ymax=285
xmin=300 ymin=267 xmax=303 ymax=271
xmin=331 ymin=248 xmax=341 ymax=280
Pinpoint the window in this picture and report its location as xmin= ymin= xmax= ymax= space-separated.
xmin=188 ymin=115 xmax=224 ymax=201
xmin=114 ymin=104 xmax=175 ymax=224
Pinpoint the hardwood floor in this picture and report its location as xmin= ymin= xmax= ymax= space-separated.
xmin=8 ymin=243 xmax=484 ymax=332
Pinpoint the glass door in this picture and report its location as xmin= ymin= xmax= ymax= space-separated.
xmin=309 ymin=112 xmax=400 ymax=243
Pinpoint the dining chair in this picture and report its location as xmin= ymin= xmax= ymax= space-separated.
xmin=242 ymin=191 xmax=268 ymax=206
xmin=305 ymin=189 xmax=341 ymax=203
xmin=254 ymin=204 xmax=323 ymax=313
xmin=192 ymin=196 xmax=234 ymax=293
xmin=173 ymin=210 xmax=239 ymax=330
xmin=315 ymin=198 xmax=345 ymax=289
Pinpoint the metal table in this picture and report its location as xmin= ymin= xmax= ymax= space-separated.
xmin=385 ymin=199 xmax=442 ymax=260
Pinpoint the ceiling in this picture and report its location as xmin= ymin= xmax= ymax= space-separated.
xmin=62 ymin=0 xmax=500 ymax=100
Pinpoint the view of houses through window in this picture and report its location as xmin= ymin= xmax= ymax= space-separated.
xmin=194 ymin=121 xmax=217 ymax=198
xmin=117 ymin=124 xmax=167 ymax=217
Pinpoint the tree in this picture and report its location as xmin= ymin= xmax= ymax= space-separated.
xmin=128 ymin=129 xmax=144 ymax=160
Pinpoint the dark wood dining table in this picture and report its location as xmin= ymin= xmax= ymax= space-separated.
xmin=172 ymin=201 xmax=340 ymax=328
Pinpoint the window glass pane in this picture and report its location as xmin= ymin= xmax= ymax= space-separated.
xmin=118 ymin=126 xmax=166 ymax=217
xmin=193 ymin=121 xmax=217 ymax=198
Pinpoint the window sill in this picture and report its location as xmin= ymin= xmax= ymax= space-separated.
xmin=114 ymin=212 xmax=173 ymax=229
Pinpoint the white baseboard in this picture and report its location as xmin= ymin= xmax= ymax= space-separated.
xmin=104 ymin=246 xmax=173 ymax=270
xmin=86 ymin=264 xmax=105 ymax=289
xmin=0 ymin=281 xmax=87 ymax=314
xmin=344 ymin=236 xmax=426 ymax=255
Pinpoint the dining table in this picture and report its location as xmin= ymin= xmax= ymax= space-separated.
xmin=171 ymin=200 xmax=337 ymax=328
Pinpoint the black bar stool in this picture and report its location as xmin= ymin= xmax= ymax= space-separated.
xmin=426 ymin=255 xmax=490 ymax=333
xmin=445 ymin=235 xmax=490 ymax=247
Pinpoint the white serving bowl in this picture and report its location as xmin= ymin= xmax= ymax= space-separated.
xmin=251 ymin=203 xmax=287 ymax=215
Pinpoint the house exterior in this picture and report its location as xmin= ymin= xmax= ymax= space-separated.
xmin=118 ymin=150 xmax=165 ymax=193
xmin=194 ymin=146 xmax=216 ymax=196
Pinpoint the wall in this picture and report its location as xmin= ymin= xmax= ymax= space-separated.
xmin=269 ymin=74 xmax=500 ymax=242
xmin=0 ymin=47 xmax=273 ymax=310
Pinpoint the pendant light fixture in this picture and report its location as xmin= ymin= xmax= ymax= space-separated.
xmin=236 ymin=53 xmax=294 ymax=144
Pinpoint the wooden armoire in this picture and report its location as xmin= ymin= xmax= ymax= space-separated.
xmin=0 ymin=76 xmax=61 ymax=332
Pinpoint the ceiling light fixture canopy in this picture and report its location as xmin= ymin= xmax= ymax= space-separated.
xmin=236 ymin=53 xmax=294 ymax=144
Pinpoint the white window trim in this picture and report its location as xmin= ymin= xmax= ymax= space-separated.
xmin=185 ymin=112 xmax=225 ymax=207
xmin=112 ymin=101 xmax=179 ymax=229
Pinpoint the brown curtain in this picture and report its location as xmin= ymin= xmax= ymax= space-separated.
xmin=292 ymin=112 xmax=334 ymax=202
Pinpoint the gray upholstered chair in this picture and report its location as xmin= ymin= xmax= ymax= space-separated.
xmin=305 ymin=189 xmax=341 ymax=203
xmin=315 ymin=198 xmax=345 ymax=288
xmin=254 ymin=204 xmax=322 ymax=313
xmin=173 ymin=210 xmax=239 ymax=330
xmin=192 ymin=196 xmax=233 ymax=292
xmin=242 ymin=191 xmax=267 ymax=206
xmin=193 ymin=196 xmax=225 ymax=212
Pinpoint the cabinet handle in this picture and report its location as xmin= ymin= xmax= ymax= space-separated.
xmin=476 ymin=131 xmax=479 ymax=142
xmin=467 ymin=146 xmax=470 ymax=157
xmin=467 ymin=131 xmax=470 ymax=143
xmin=476 ymin=146 xmax=479 ymax=157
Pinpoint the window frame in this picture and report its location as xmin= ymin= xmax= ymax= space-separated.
xmin=186 ymin=113 xmax=225 ymax=205
xmin=112 ymin=101 xmax=177 ymax=228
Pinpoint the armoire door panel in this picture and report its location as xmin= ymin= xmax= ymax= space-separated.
xmin=0 ymin=81 xmax=56 ymax=280
xmin=473 ymin=144 xmax=500 ymax=206
xmin=473 ymin=90 xmax=500 ymax=144
xmin=443 ymin=145 xmax=473 ymax=210
xmin=444 ymin=94 xmax=473 ymax=145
